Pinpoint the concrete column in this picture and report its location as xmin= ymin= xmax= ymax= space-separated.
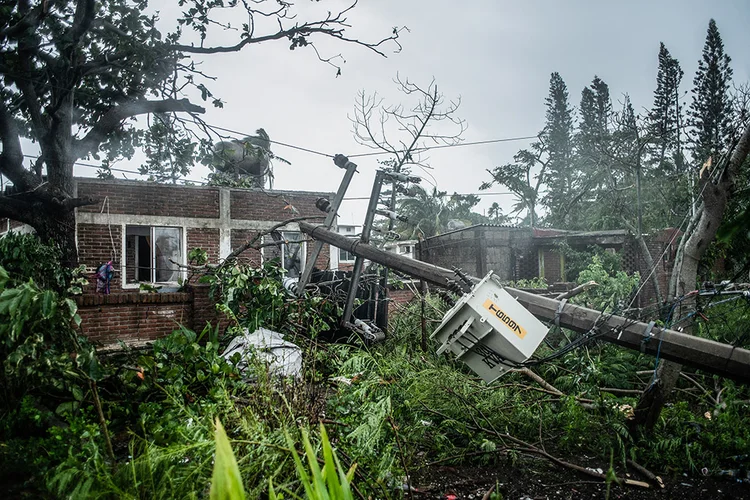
xmin=219 ymin=188 xmax=231 ymax=259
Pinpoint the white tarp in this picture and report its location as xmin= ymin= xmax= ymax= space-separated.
xmin=221 ymin=328 xmax=302 ymax=378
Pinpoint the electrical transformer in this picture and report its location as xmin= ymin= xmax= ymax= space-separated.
xmin=431 ymin=271 xmax=550 ymax=383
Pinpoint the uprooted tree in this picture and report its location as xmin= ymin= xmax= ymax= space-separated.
xmin=0 ymin=0 xmax=402 ymax=266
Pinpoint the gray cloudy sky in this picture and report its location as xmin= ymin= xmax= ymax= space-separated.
xmin=90 ymin=1 xmax=750 ymax=225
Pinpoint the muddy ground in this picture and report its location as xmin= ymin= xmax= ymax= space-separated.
xmin=409 ymin=459 xmax=749 ymax=499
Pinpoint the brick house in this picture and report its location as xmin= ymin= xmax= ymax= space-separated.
xmin=1 ymin=178 xmax=335 ymax=346
xmin=417 ymin=224 xmax=680 ymax=309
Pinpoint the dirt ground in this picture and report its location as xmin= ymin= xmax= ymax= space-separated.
xmin=409 ymin=459 xmax=750 ymax=500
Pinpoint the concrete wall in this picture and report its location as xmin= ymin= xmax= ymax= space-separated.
xmin=418 ymin=226 xmax=535 ymax=281
xmin=417 ymin=224 xmax=679 ymax=309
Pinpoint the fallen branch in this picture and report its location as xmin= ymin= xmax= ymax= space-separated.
xmin=627 ymin=459 xmax=665 ymax=489
xmin=514 ymin=367 xmax=596 ymax=407
xmin=223 ymin=215 xmax=323 ymax=265
xmin=555 ymin=280 xmax=598 ymax=300
xmin=679 ymin=372 xmax=717 ymax=405
xmin=600 ymin=387 xmax=644 ymax=396
xmin=421 ymin=404 xmax=650 ymax=489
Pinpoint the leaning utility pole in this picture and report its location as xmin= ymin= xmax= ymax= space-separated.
xmin=297 ymin=154 xmax=358 ymax=293
xmin=299 ymin=222 xmax=750 ymax=384
xmin=341 ymin=170 xmax=386 ymax=327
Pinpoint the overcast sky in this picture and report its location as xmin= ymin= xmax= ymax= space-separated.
xmin=81 ymin=0 xmax=750 ymax=226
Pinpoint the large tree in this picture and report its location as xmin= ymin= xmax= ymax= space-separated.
xmin=540 ymin=72 xmax=574 ymax=227
xmin=0 ymin=0 xmax=401 ymax=266
xmin=688 ymin=19 xmax=734 ymax=163
xmin=647 ymin=42 xmax=684 ymax=175
xmin=481 ymin=139 xmax=547 ymax=227
xmin=634 ymin=21 xmax=745 ymax=430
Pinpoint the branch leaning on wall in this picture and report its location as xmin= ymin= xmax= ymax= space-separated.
xmin=169 ymin=216 xmax=324 ymax=273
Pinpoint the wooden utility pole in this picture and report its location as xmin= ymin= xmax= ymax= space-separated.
xmin=299 ymin=222 xmax=750 ymax=384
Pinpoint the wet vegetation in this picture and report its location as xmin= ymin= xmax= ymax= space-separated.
xmin=1 ymin=235 xmax=749 ymax=499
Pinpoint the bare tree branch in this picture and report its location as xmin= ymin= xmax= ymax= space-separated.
xmin=222 ymin=215 xmax=323 ymax=264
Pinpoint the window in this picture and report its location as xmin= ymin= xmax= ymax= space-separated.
xmin=125 ymin=226 xmax=183 ymax=284
xmin=281 ymin=231 xmax=306 ymax=278
xmin=339 ymin=246 xmax=356 ymax=263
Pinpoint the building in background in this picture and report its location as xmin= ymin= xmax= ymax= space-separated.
xmin=335 ymin=224 xmax=360 ymax=271
xmin=418 ymin=224 xmax=679 ymax=309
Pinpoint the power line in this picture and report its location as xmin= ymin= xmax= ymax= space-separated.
xmin=19 ymin=154 xmax=208 ymax=185
xmin=202 ymin=123 xmax=334 ymax=158
xmin=201 ymin=122 xmax=537 ymax=160
xmin=343 ymin=192 xmax=514 ymax=201
xmin=347 ymin=135 xmax=538 ymax=158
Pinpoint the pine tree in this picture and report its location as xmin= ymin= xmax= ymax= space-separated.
xmin=688 ymin=19 xmax=734 ymax=164
xmin=579 ymin=76 xmax=612 ymax=147
xmin=541 ymin=72 xmax=575 ymax=227
xmin=571 ymin=76 xmax=613 ymax=229
xmin=647 ymin=43 xmax=684 ymax=174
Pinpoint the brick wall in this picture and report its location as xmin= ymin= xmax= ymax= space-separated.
xmin=77 ymin=292 xmax=192 ymax=346
xmin=187 ymin=227 xmax=221 ymax=263
xmin=230 ymin=190 xmax=324 ymax=221
xmin=388 ymin=287 xmax=416 ymax=314
xmin=230 ymin=229 xmax=263 ymax=265
xmin=77 ymin=223 xmax=123 ymax=292
xmin=78 ymin=180 xmax=220 ymax=218
xmin=76 ymin=286 xmax=236 ymax=347
xmin=192 ymin=284 xmax=233 ymax=333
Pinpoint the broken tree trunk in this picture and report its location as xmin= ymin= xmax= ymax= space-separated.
xmin=632 ymin=122 xmax=750 ymax=431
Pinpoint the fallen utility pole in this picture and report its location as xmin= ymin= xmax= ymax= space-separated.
xmin=300 ymin=222 xmax=750 ymax=384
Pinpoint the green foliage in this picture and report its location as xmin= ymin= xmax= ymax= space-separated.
xmin=0 ymin=264 xmax=102 ymax=402
xmin=211 ymin=418 xmax=247 ymax=500
xmin=271 ymin=424 xmax=356 ymax=500
xmin=394 ymin=187 xmax=490 ymax=239
xmin=4 ymin=239 xmax=749 ymax=498
xmin=0 ymin=232 xmax=84 ymax=292
xmin=574 ymin=255 xmax=640 ymax=311
xmin=555 ymin=241 xmax=623 ymax=282
xmin=201 ymin=260 xmax=340 ymax=336
xmin=688 ymin=19 xmax=734 ymax=162
xmin=505 ymin=276 xmax=548 ymax=289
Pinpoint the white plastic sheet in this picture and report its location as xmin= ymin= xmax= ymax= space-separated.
xmin=221 ymin=328 xmax=302 ymax=378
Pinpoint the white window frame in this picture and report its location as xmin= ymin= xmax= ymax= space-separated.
xmin=260 ymin=231 xmax=306 ymax=277
xmin=338 ymin=239 xmax=356 ymax=263
xmin=280 ymin=231 xmax=306 ymax=278
xmin=122 ymin=225 xmax=186 ymax=288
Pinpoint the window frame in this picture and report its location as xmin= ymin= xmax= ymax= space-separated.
xmin=122 ymin=225 xmax=186 ymax=288
xmin=260 ymin=231 xmax=307 ymax=277
xmin=280 ymin=231 xmax=306 ymax=278
xmin=338 ymin=239 xmax=356 ymax=263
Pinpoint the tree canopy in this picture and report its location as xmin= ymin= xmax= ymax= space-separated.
xmin=0 ymin=0 xmax=401 ymax=264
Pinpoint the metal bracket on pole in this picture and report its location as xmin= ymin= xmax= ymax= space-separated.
xmin=297 ymin=154 xmax=358 ymax=294
xmin=640 ymin=320 xmax=656 ymax=353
